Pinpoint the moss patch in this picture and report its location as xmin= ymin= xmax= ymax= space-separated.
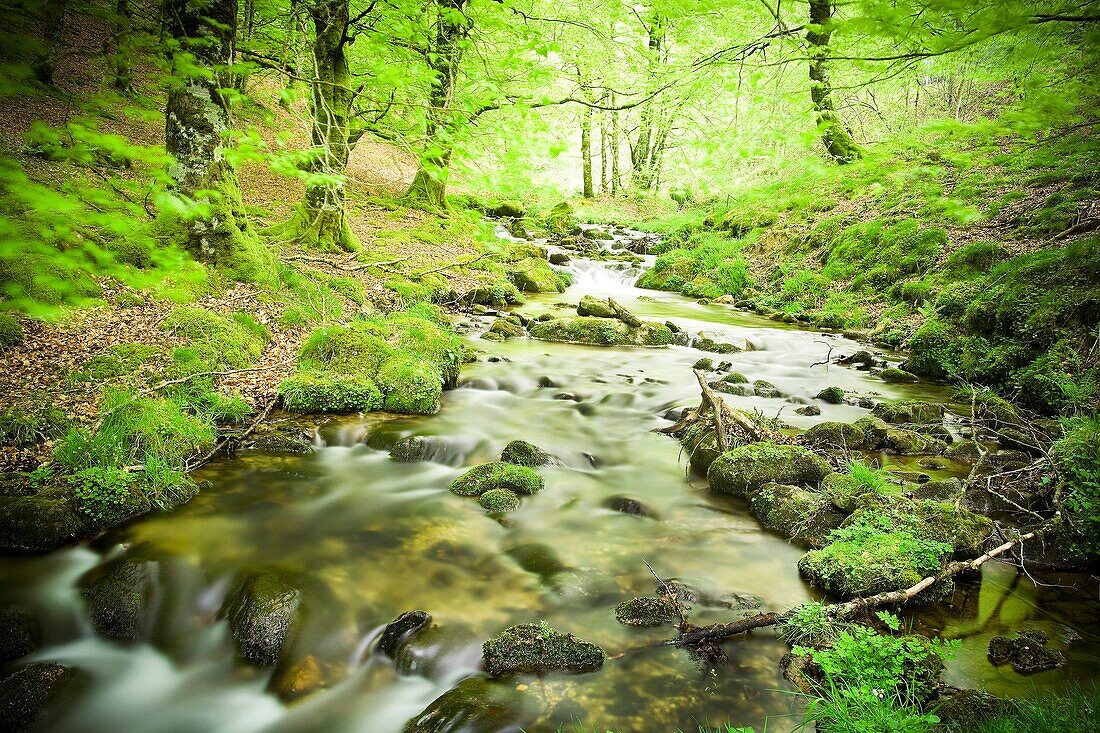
xmin=451 ymin=461 xmax=544 ymax=497
xmin=708 ymin=442 xmax=833 ymax=498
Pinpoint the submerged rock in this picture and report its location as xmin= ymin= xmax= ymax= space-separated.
xmin=451 ymin=462 xmax=544 ymax=496
xmin=752 ymin=379 xmax=783 ymax=398
xmin=499 ymin=440 xmax=557 ymax=467
xmin=614 ymin=596 xmax=681 ymax=627
xmin=708 ymin=443 xmax=832 ymax=498
xmin=402 ymin=675 xmax=535 ymax=733
xmin=378 ymin=610 xmax=433 ymax=659
xmin=795 ymin=405 xmax=821 ymax=416
xmin=390 ymin=436 xmax=433 ymax=462
xmin=482 ymin=623 xmax=604 ymax=676
xmin=693 ymin=335 xmax=741 ymax=354
xmin=504 ymin=543 xmax=569 ymax=579
xmin=219 ymin=570 xmax=302 ymax=667
xmin=987 ymin=630 xmax=1065 ymax=675
xmin=0 ymin=662 xmax=87 ymax=733
xmin=79 ymin=556 xmax=157 ymax=642
xmin=602 ymin=496 xmax=651 ymax=517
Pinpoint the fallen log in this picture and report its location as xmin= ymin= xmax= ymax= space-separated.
xmin=655 ymin=369 xmax=788 ymax=447
xmin=607 ymin=297 xmax=642 ymax=328
xmin=668 ymin=530 xmax=1037 ymax=648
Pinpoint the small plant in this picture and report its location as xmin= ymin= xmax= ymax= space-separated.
xmin=781 ymin=601 xmax=847 ymax=647
xmin=845 ymin=460 xmax=891 ymax=494
xmin=70 ymin=465 xmax=135 ymax=521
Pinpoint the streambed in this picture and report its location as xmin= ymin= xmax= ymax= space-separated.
xmin=1 ymin=226 xmax=1096 ymax=733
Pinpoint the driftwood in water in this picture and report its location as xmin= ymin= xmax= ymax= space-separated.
xmin=668 ymin=530 xmax=1036 ymax=649
xmin=656 ymin=369 xmax=787 ymax=449
xmin=607 ymin=297 xmax=642 ymax=327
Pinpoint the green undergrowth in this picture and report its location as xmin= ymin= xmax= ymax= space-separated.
xmin=632 ymin=118 xmax=1100 ymax=414
xmin=1051 ymin=416 xmax=1100 ymax=559
xmin=278 ymin=303 xmax=463 ymax=415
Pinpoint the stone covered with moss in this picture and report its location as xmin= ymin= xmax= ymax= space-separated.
xmin=482 ymin=622 xmax=604 ymax=676
xmin=879 ymin=367 xmax=919 ymax=383
xmin=801 ymin=421 xmax=867 ymax=451
xmin=614 ymin=596 xmax=681 ymax=627
xmin=79 ymin=557 xmax=156 ymax=642
xmin=844 ymin=495 xmax=994 ymax=556
xmin=219 ymin=570 xmax=302 ymax=667
xmin=0 ymin=313 xmax=24 ymax=350
xmin=479 ymin=488 xmax=521 ymax=513
xmin=451 ymin=461 xmax=543 ymax=496
xmin=279 ymin=308 xmax=462 ymax=415
xmin=577 ymin=295 xmax=617 ymax=318
xmin=708 ymin=443 xmax=832 ymax=498
xmin=884 ymin=428 xmax=947 ymax=455
xmin=853 ymin=415 xmax=889 ymax=449
xmin=486 ymin=317 xmax=525 ymax=339
xmin=749 ymin=483 xmax=847 ymax=548
xmin=508 ymin=257 xmax=565 ymax=293
xmin=528 ymin=316 xmax=673 ymax=347
xmin=871 ymin=400 xmax=945 ymax=425
xmin=816 ymin=386 xmax=845 ymax=404
xmin=0 ymin=609 xmax=40 ymax=664
xmin=500 ymin=440 xmax=557 ymax=467
xmin=402 ymin=675 xmax=534 ymax=733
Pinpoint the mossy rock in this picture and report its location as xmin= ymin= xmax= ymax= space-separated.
xmin=79 ymin=557 xmax=156 ymax=641
xmin=390 ymin=436 xmax=433 ymax=463
xmin=692 ymin=357 xmax=715 ymax=371
xmin=820 ymin=473 xmax=876 ymax=513
xmin=885 ymin=428 xmax=947 ymax=456
xmin=681 ymin=423 xmax=726 ymax=474
xmin=0 ymin=662 xmax=88 ymax=733
xmin=798 ymin=531 xmax=950 ymax=599
xmin=0 ymin=313 xmax=24 ymax=350
xmin=720 ymin=372 xmax=748 ymax=384
xmin=577 ymin=295 xmax=616 ymax=318
xmin=906 ymin=477 xmax=965 ymax=503
xmin=843 ymin=496 xmax=994 ymax=555
xmin=711 ymin=381 xmax=752 ymax=396
xmin=500 ymin=440 xmax=557 ymax=467
xmin=451 ymin=461 xmax=543 ymax=496
xmin=482 ymin=623 xmax=604 ymax=676
xmin=278 ymin=372 xmax=384 ymax=413
xmin=753 ymin=379 xmax=783 ymax=398
xmin=614 ymin=596 xmax=680 ymax=627
xmin=219 ymin=570 xmax=302 ymax=667
xmin=853 ymin=415 xmax=889 ymax=449
xmin=0 ymin=609 xmax=40 ymax=664
xmin=880 ymin=367 xmax=919 ymax=383
xmin=749 ymin=483 xmax=847 ymax=548
xmin=508 ymin=257 xmax=564 ymax=293
xmin=871 ymin=400 xmax=945 ymax=424
xmin=487 ymin=318 xmax=525 ymax=339
xmin=547 ymin=201 xmax=575 ymax=233
xmin=479 ymin=488 xmax=521 ymax=513
xmin=377 ymin=358 xmax=445 ymax=415
xmin=693 ymin=335 xmax=741 ymax=354
xmin=708 ymin=443 xmax=832 ymax=498
xmin=0 ymin=494 xmax=90 ymax=552
xmin=528 ymin=316 xmax=673 ymax=347
xmin=802 ymin=422 xmax=867 ymax=451
xmin=816 ymin=386 xmax=845 ymax=404
xmin=402 ymin=675 xmax=535 ymax=733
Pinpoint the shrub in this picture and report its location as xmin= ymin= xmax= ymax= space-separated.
xmin=1052 ymin=417 xmax=1100 ymax=556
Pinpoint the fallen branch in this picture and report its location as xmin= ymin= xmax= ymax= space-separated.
xmin=670 ymin=530 xmax=1037 ymax=648
xmin=284 ymin=254 xmax=410 ymax=272
xmin=413 ymin=251 xmax=492 ymax=277
xmin=186 ymin=397 xmax=278 ymax=471
xmin=607 ymin=297 xmax=642 ymax=328
xmin=148 ymin=360 xmax=293 ymax=394
xmin=656 ymin=369 xmax=787 ymax=447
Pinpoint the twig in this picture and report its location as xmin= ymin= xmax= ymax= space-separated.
xmin=644 ymin=559 xmax=688 ymax=632
xmin=187 ymin=397 xmax=278 ymax=471
xmin=809 ymin=340 xmax=834 ymax=369
xmin=413 ymin=251 xmax=492 ymax=277
xmin=148 ymin=360 xmax=293 ymax=393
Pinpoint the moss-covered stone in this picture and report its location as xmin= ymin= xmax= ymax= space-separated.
xmin=708 ymin=442 xmax=832 ymax=498
xmin=0 ymin=313 xmax=24 ymax=350
xmin=79 ymin=557 xmax=156 ymax=641
xmin=487 ymin=317 xmax=525 ymax=339
xmin=402 ymin=675 xmax=534 ymax=733
xmin=907 ymin=477 xmax=965 ymax=503
xmin=681 ymin=423 xmax=726 ymax=474
xmin=843 ymin=495 xmax=994 ymax=555
xmin=853 ymin=415 xmax=889 ymax=449
xmin=500 ymin=440 xmax=556 ymax=467
xmin=871 ymin=400 xmax=945 ymax=424
xmin=753 ymin=379 xmax=783 ymax=398
xmin=711 ymin=381 xmax=753 ymax=396
xmin=0 ymin=662 xmax=87 ymax=733
xmin=0 ymin=609 xmax=40 ymax=664
xmin=885 ymin=428 xmax=947 ymax=455
xmin=802 ymin=421 xmax=866 ymax=451
xmin=479 ymin=488 xmax=521 ymax=513
xmin=816 ymin=386 xmax=845 ymax=404
xmin=577 ymin=295 xmax=616 ymax=318
xmin=692 ymin=357 xmax=715 ymax=371
xmin=720 ymin=371 xmax=749 ymax=384
xmin=798 ymin=530 xmax=949 ymax=599
xmin=277 ymin=371 xmax=384 ymax=413
xmin=547 ymin=201 xmax=575 ymax=233
xmin=219 ymin=570 xmax=302 ymax=667
xmin=508 ymin=257 xmax=564 ymax=293
xmin=0 ymin=494 xmax=90 ymax=552
xmin=749 ymin=482 xmax=847 ymax=548
xmin=693 ymin=335 xmax=741 ymax=354
xmin=482 ymin=622 xmax=604 ymax=676
xmin=880 ymin=367 xmax=919 ymax=383
xmin=377 ymin=358 xmax=445 ymax=415
xmin=528 ymin=316 xmax=673 ymax=347
xmin=451 ymin=461 xmax=543 ymax=496
xmin=796 ymin=405 xmax=822 ymax=416
xmin=614 ymin=596 xmax=681 ymax=627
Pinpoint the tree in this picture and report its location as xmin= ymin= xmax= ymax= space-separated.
xmin=807 ymin=0 xmax=861 ymax=163
xmin=162 ymin=0 xmax=268 ymax=276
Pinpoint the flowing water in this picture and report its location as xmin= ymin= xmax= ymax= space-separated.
xmin=2 ymin=226 xmax=1097 ymax=733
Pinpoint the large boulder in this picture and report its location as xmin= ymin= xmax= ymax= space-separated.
xmin=0 ymin=663 xmax=87 ymax=733
xmin=450 ymin=462 xmax=543 ymax=496
xmin=0 ymin=494 xmax=90 ymax=552
xmin=528 ymin=316 xmax=673 ymax=347
xmin=708 ymin=443 xmax=832 ymax=499
xmin=482 ymin=623 xmax=604 ymax=676
xmin=219 ymin=570 xmax=302 ymax=666
xmin=843 ymin=495 xmax=994 ymax=556
xmin=880 ymin=367 xmax=918 ymax=383
xmin=798 ymin=529 xmax=950 ymax=599
xmin=801 ymin=422 xmax=866 ymax=451
xmin=576 ymin=295 xmax=616 ymax=318
xmin=853 ymin=415 xmax=889 ymax=449
xmin=748 ymin=483 xmax=847 ymax=548
xmin=79 ymin=557 xmax=157 ymax=641
xmin=871 ymin=401 xmax=945 ymax=425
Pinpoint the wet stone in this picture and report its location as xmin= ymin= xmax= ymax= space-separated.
xmin=602 ymin=496 xmax=651 ymax=517
xmin=987 ymin=630 xmax=1065 ymax=675
xmin=615 ymin=596 xmax=681 ymax=627
xmin=378 ymin=610 xmax=433 ymax=659
xmin=795 ymin=405 xmax=821 ymax=416
xmin=219 ymin=570 xmax=302 ymax=667
xmin=0 ymin=608 xmax=41 ymax=664
xmin=482 ymin=623 xmax=605 ymax=676
xmin=79 ymin=557 xmax=157 ymax=642
xmin=0 ymin=662 xmax=88 ymax=733
xmin=402 ymin=675 xmax=535 ymax=733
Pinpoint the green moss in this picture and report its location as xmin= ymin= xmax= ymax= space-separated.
xmin=880 ymin=367 xmax=918 ymax=383
xmin=451 ymin=461 xmax=544 ymax=497
xmin=162 ymin=307 xmax=269 ymax=370
xmin=0 ymin=313 xmax=23 ymax=349
xmin=749 ymin=482 xmax=846 ymax=548
xmin=802 ymin=421 xmax=867 ymax=451
xmin=816 ymin=386 xmax=845 ymax=404
xmin=482 ymin=622 xmax=604 ymax=676
xmin=708 ymin=442 xmax=833 ymax=498
xmin=277 ymin=372 xmax=383 ymax=413
xmin=528 ymin=316 xmax=673 ymax=347
xmin=500 ymin=440 xmax=556 ymax=467
xmin=377 ymin=357 xmax=444 ymax=415
xmin=507 ymin=257 xmax=564 ymax=293
xmin=636 ymin=233 xmax=751 ymax=298
xmin=614 ymin=596 xmax=681 ymax=627
xmin=479 ymin=488 xmax=521 ymax=513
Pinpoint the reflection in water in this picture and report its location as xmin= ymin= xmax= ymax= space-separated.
xmin=1 ymin=228 xmax=1096 ymax=732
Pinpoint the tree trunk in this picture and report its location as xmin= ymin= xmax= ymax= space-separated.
xmin=580 ymin=104 xmax=593 ymax=199
xmin=33 ymin=0 xmax=66 ymax=84
xmin=807 ymin=0 xmax=861 ymax=163
xmin=610 ymin=101 xmax=620 ymax=195
xmin=163 ymin=0 xmax=260 ymax=269
xmin=405 ymin=0 xmax=469 ymax=208
xmin=294 ymin=0 xmax=355 ymax=250
xmin=599 ymin=108 xmax=608 ymax=195
xmin=106 ymin=0 xmax=133 ymax=93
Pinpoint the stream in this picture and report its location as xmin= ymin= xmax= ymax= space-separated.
xmin=1 ymin=225 xmax=1097 ymax=733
